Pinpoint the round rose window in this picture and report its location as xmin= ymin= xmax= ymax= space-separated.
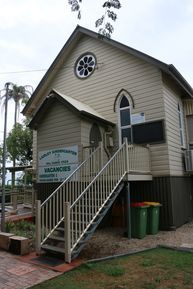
xmin=75 ymin=53 xmax=96 ymax=79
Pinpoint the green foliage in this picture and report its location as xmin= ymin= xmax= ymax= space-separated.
xmin=0 ymin=83 xmax=33 ymax=125
xmin=8 ymin=84 xmax=33 ymax=125
xmin=68 ymin=0 xmax=121 ymax=38
xmin=5 ymin=220 xmax=35 ymax=240
xmin=5 ymin=220 xmax=15 ymax=232
xmin=6 ymin=122 xmax=32 ymax=165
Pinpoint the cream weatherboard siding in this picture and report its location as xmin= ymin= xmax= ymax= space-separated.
xmin=36 ymin=100 xmax=82 ymax=163
xmin=184 ymin=100 xmax=193 ymax=144
xmin=51 ymin=36 xmax=164 ymax=123
xmin=32 ymin=130 xmax=37 ymax=170
xmin=149 ymin=144 xmax=170 ymax=176
xmin=32 ymin=35 xmax=172 ymax=176
xmin=163 ymin=81 xmax=186 ymax=176
xmin=81 ymin=119 xmax=91 ymax=147
xmin=30 ymin=35 xmax=185 ymax=176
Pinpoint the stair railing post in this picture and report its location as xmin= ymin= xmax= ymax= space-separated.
xmin=64 ymin=202 xmax=71 ymax=263
xmin=35 ymin=200 xmax=41 ymax=254
xmin=99 ymin=141 xmax=103 ymax=170
xmin=124 ymin=138 xmax=129 ymax=176
xmin=147 ymin=144 xmax=151 ymax=173
xmin=123 ymin=138 xmax=131 ymax=239
xmin=126 ymin=181 xmax=131 ymax=239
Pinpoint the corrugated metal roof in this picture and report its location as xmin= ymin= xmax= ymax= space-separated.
xmin=29 ymin=89 xmax=115 ymax=129
xmin=52 ymin=89 xmax=107 ymax=121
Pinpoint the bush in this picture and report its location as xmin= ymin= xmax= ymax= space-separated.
xmin=5 ymin=220 xmax=35 ymax=249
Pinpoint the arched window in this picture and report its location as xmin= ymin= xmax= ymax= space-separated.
xmin=89 ymin=123 xmax=102 ymax=147
xmin=119 ymin=95 xmax=132 ymax=144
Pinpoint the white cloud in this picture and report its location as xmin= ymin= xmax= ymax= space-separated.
xmin=0 ymin=0 xmax=193 ymax=142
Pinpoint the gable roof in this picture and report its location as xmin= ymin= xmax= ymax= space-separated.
xmin=23 ymin=25 xmax=193 ymax=115
xmin=28 ymin=89 xmax=115 ymax=129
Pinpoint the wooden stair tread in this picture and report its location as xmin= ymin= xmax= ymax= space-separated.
xmin=41 ymin=244 xmax=64 ymax=253
xmin=48 ymin=235 xmax=64 ymax=242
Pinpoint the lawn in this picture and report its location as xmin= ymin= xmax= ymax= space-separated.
xmin=29 ymin=247 xmax=193 ymax=289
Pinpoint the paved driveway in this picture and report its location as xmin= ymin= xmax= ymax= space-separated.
xmin=0 ymin=250 xmax=61 ymax=289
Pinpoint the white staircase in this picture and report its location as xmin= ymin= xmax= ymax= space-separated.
xmin=35 ymin=140 xmax=151 ymax=262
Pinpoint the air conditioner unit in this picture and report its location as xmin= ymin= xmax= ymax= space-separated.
xmin=184 ymin=150 xmax=193 ymax=172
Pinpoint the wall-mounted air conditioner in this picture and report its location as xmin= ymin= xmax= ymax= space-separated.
xmin=184 ymin=150 xmax=193 ymax=172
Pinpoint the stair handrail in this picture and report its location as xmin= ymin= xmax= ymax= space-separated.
xmin=64 ymin=140 xmax=128 ymax=262
xmin=36 ymin=143 xmax=104 ymax=249
xmin=41 ymin=144 xmax=102 ymax=207
xmin=71 ymin=142 xmax=127 ymax=210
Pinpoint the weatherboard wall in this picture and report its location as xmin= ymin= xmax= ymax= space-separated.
xmin=163 ymin=77 xmax=186 ymax=176
xmin=32 ymin=130 xmax=37 ymax=170
xmin=51 ymin=35 xmax=165 ymax=123
xmin=29 ymin=34 xmax=186 ymax=177
xmin=36 ymin=99 xmax=81 ymax=163
xmin=49 ymin=35 xmax=170 ymax=176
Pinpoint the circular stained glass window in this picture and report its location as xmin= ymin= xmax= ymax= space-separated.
xmin=75 ymin=53 xmax=96 ymax=79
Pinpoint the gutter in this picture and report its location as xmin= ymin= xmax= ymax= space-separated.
xmin=168 ymin=65 xmax=193 ymax=98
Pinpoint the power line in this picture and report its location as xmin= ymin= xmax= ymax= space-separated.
xmin=0 ymin=63 xmax=104 ymax=75
xmin=0 ymin=69 xmax=47 ymax=75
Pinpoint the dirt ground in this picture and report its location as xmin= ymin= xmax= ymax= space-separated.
xmin=79 ymin=221 xmax=193 ymax=260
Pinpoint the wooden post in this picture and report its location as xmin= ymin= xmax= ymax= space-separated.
xmin=126 ymin=181 xmax=131 ymax=239
xmin=124 ymin=138 xmax=129 ymax=175
xmin=147 ymin=144 xmax=151 ymax=173
xmin=31 ymin=188 xmax=35 ymax=216
xmin=123 ymin=138 xmax=131 ymax=239
xmin=64 ymin=202 xmax=71 ymax=263
xmin=12 ymin=193 xmax=17 ymax=211
xmin=35 ymin=200 xmax=41 ymax=254
xmin=99 ymin=141 xmax=103 ymax=169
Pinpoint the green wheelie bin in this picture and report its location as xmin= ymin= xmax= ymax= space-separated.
xmin=131 ymin=202 xmax=149 ymax=239
xmin=144 ymin=202 xmax=161 ymax=235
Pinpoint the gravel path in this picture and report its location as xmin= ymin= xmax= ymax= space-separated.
xmin=79 ymin=221 xmax=193 ymax=259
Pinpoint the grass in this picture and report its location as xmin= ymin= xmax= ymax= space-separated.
xmin=29 ymin=247 xmax=193 ymax=289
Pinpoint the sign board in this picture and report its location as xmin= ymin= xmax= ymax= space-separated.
xmin=38 ymin=146 xmax=78 ymax=183
xmin=133 ymin=120 xmax=165 ymax=144
xmin=131 ymin=112 xmax=145 ymax=125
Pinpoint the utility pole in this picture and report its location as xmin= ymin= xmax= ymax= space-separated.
xmin=1 ymin=82 xmax=11 ymax=231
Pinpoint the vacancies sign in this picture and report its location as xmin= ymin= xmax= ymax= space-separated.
xmin=38 ymin=146 xmax=78 ymax=183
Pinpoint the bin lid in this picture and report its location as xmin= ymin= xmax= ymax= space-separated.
xmin=131 ymin=202 xmax=149 ymax=208
xmin=143 ymin=201 xmax=161 ymax=206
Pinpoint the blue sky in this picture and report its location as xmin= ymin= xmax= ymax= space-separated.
xmin=0 ymin=0 xmax=193 ymax=142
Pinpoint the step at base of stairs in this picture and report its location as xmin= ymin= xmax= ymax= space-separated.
xmin=48 ymin=235 xmax=65 ymax=242
xmin=41 ymin=244 xmax=64 ymax=254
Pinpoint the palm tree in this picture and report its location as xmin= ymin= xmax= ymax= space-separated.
xmin=0 ymin=83 xmax=33 ymax=186
xmin=8 ymin=84 xmax=33 ymax=126
xmin=0 ymin=84 xmax=33 ymax=126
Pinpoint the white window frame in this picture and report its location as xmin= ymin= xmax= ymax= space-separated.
xmin=118 ymin=94 xmax=132 ymax=145
xmin=178 ymin=103 xmax=185 ymax=148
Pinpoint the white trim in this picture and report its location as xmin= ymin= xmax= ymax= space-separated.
xmin=117 ymin=93 xmax=132 ymax=146
xmin=178 ymin=103 xmax=185 ymax=148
